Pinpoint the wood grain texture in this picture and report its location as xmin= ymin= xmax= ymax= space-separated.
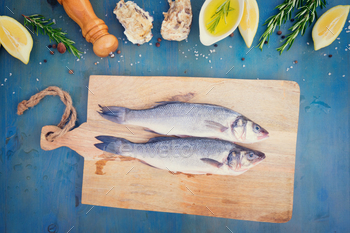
xmin=40 ymin=75 xmax=300 ymax=222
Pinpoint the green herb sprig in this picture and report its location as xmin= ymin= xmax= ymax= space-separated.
xmin=257 ymin=0 xmax=302 ymax=51
xmin=277 ymin=0 xmax=326 ymax=54
xmin=257 ymin=0 xmax=327 ymax=54
xmin=23 ymin=14 xmax=82 ymax=58
xmin=207 ymin=0 xmax=234 ymax=33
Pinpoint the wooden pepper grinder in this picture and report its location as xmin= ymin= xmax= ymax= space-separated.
xmin=58 ymin=0 xmax=118 ymax=57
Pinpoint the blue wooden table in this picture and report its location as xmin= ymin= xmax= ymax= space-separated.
xmin=1 ymin=0 xmax=349 ymax=232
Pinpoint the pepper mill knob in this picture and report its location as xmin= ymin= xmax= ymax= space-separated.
xmin=58 ymin=0 xmax=118 ymax=57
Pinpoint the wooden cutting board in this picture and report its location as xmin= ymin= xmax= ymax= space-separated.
xmin=40 ymin=75 xmax=300 ymax=223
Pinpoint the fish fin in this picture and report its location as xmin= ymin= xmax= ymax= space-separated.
xmin=95 ymin=136 xmax=131 ymax=154
xmin=205 ymin=120 xmax=228 ymax=132
xmin=144 ymin=128 xmax=161 ymax=134
xmin=98 ymin=105 xmax=129 ymax=124
xmin=147 ymin=137 xmax=174 ymax=143
xmin=139 ymin=160 xmax=161 ymax=169
xmin=154 ymin=101 xmax=185 ymax=107
xmin=200 ymin=158 xmax=224 ymax=168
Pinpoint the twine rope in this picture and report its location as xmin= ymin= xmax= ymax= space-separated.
xmin=17 ymin=86 xmax=77 ymax=142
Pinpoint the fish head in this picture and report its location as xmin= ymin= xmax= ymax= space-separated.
xmin=227 ymin=147 xmax=266 ymax=173
xmin=231 ymin=117 xmax=269 ymax=143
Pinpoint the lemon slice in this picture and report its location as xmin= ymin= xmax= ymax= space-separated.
xmin=312 ymin=5 xmax=350 ymax=51
xmin=238 ymin=0 xmax=259 ymax=48
xmin=0 ymin=16 xmax=33 ymax=64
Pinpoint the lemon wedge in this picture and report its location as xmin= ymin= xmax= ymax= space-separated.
xmin=312 ymin=5 xmax=350 ymax=51
xmin=0 ymin=16 xmax=33 ymax=64
xmin=238 ymin=0 xmax=259 ymax=48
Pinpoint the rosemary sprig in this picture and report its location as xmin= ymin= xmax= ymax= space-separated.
xmin=207 ymin=0 xmax=234 ymax=33
xmin=277 ymin=0 xmax=326 ymax=54
xmin=23 ymin=14 xmax=82 ymax=58
xmin=257 ymin=0 xmax=303 ymax=50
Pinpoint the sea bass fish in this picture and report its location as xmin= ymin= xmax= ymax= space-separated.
xmin=98 ymin=102 xmax=269 ymax=143
xmin=95 ymin=136 xmax=265 ymax=176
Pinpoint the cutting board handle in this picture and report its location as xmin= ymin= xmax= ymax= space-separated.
xmin=58 ymin=0 xmax=118 ymax=57
xmin=40 ymin=124 xmax=103 ymax=160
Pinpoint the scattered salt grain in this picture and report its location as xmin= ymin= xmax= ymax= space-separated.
xmin=36 ymin=78 xmax=39 ymax=81
xmin=77 ymin=59 xmax=80 ymax=61
xmin=303 ymin=79 xmax=305 ymax=81
xmin=243 ymin=65 xmax=245 ymax=68
xmin=337 ymin=38 xmax=340 ymax=40
xmin=149 ymin=43 xmax=152 ymax=45
xmin=4 ymin=78 xmax=7 ymax=82
xmin=13 ymin=92 xmax=15 ymax=94
xmin=39 ymin=62 xmax=42 ymax=65
xmin=229 ymin=45 xmax=232 ymax=48
xmin=324 ymin=54 xmax=327 ymax=56
xmin=125 ymin=41 xmax=128 ymax=44
xmin=84 ymin=51 xmax=86 ymax=54
xmin=9 ymin=73 xmax=12 ymax=76
xmin=328 ymin=73 xmax=331 ymax=75
xmin=286 ymin=68 xmax=289 ymax=71
xmin=307 ymin=42 xmax=310 ymax=45
xmin=220 ymin=58 xmax=222 ymax=60
xmin=182 ymin=52 xmax=185 ymax=54
xmin=343 ymin=75 xmax=345 ymax=77
xmin=209 ymin=60 xmax=211 ymax=63
xmin=139 ymin=54 xmax=142 ymax=57
xmin=290 ymin=66 xmax=293 ymax=69
xmin=196 ymin=58 xmax=198 ymax=60
xmin=131 ymin=63 xmax=133 ymax=66
xmin=335 ymin=47 xmax=338 ymax=50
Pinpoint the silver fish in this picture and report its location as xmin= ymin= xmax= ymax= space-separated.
xmin=95 ymin=136 xmax=266 ymax=176
xmin=98 ymin=102 xmax=269 ymax=143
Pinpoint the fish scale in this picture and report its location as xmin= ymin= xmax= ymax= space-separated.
xmin=99 ymin=101 xmax=269 ymax=143
xmin=95 ymin=136 xmax=266 ymax=176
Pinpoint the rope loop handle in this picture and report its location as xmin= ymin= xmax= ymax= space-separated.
xmin=17 ymin=86 xmax=77 ymax=142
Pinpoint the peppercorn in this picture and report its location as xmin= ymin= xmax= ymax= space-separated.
xmin=48 ymin=45 xmax=52 ymax=48
xmin=294 ymin=60 xmax=298 ymax=64
xmin=281 ymin=35 xmax=285 ymax=39
xmin=328 ymin=54 xmax=332 ymax=58
xmin=50 ymin=51 xmax=54 ymax=55
xmin=157 ymin=38 xmax=162 ymax=42
xmin=52 ymin=44 xmax=57 ymax=49
xmin=137 ymin=44 xmax=140 ymax=46
xmin=241 ymin=58 xmax=245 ymax=61
xmin=57 ymin=42 xmax=66 ymax=54
xmin=264 ymin=41 xmax=268 ymax=44
xmin=155 ymin=42 xmax=160 ymax=47
xmin=277 ymin=31 xmax=282 ymax=35
xmin=214 ymin=44 xmax=218 ymax=47
xmin=229 ymin=33 xmax=234 ymax=37
xmin=69 ymin=69 xmax=74 ymax=74
xmin=44 ymin=59 xmax=47 ymax=63
xmin=116 ymin=50 xmax=121 ymax=54
xmin=291 ymin=19 xmax=295 ymax=22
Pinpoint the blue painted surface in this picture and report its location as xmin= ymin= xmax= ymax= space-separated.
xmin=1 ymin=0 xmax=349 ymax=232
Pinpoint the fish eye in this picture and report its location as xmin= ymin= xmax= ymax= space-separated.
xmin=247 ymin=152 xmax=256 ymax=160
xmin=253 ymin=124 xmax=261 ymax=133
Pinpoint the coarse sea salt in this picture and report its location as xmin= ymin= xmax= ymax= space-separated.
xmin=328 ymin=73 xmax=331 ymax=76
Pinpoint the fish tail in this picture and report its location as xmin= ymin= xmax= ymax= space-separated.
xmin=95 ymin=136 xmax=131 ymax=155
xmin=98 ymin=105 xmax=128 ymax=124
